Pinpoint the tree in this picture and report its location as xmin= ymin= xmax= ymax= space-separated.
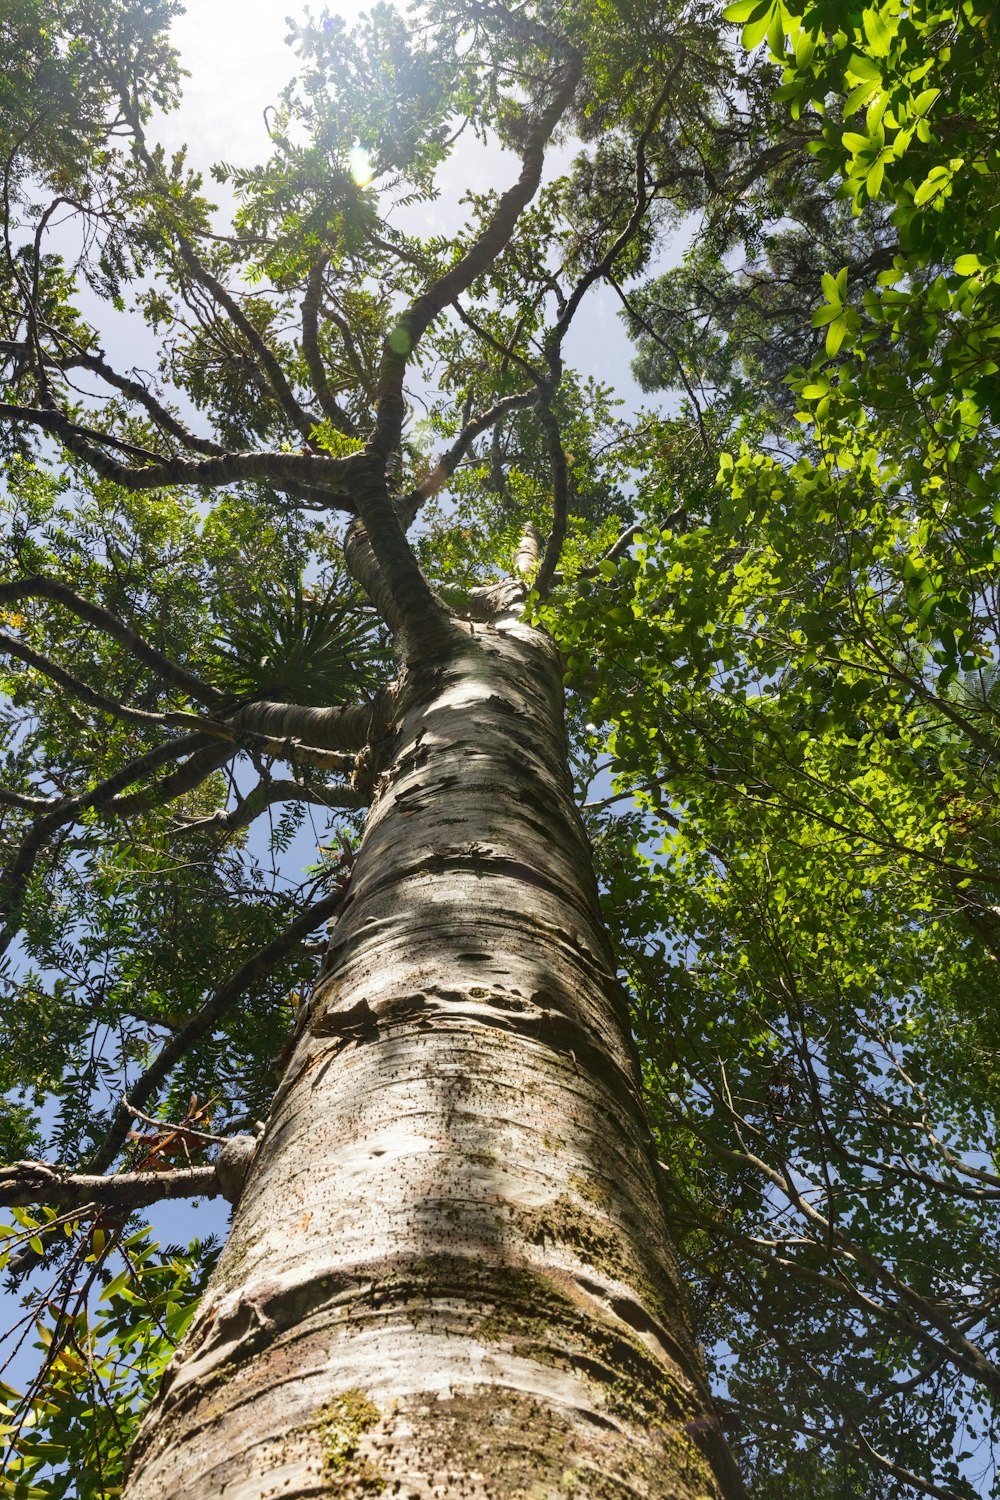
xmin=3 ymin=0 xmax=996 ymax=1493
xmin=0 ymin=0 xmax=756 ymax=1495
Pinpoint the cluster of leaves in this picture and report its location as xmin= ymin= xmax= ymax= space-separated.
xmin=561 ymin=479 xmax=1000 ymax=1491
xmin=0 ymin=462 xmax=375 ymax=1135
xmin=1 ymin=1211 xmax=217 ymax=1500
xmin=0 ymin=485 xmax=372 ymax=1492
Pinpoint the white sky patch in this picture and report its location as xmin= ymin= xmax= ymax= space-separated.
xmin=160 ymin=0 xmax=367 ymax=164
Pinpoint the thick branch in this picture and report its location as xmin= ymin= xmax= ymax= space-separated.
xmin=106 ymin=740 xmax=239 ymax=817
xmin=0 ymin=787 xmax=58 ymax=810
xmin=578 ymin=521 xmax=644 ymax=578
xmin=0 ymin=1159 xmax=222 ymax=1210
xmin=343 ymin=519 xmax=406 ymax=635
xmin=345 ymin=455 xmax=454 ymax=650
xmin=514 ymin=521 xmax=541 ymax=575
xmin=230 ymin=697 xmax=373 ymax=754
xmin=352 ymin=11 xmax=580 ymax=636
xmin=0 ymin=402 xmax=355 ymax=499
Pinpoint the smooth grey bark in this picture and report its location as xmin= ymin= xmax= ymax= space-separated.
xmin=123 ymin=606 xmax=745 ymax=1500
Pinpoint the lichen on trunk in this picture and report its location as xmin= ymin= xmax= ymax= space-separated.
xmin=123 ymin=607 xmax=745 ymax=1500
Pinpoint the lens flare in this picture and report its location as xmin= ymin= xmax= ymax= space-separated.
xmin=348 ymin=144 xmax=373 ymax=186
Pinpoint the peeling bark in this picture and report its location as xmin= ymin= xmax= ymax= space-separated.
xmin=123 ymin=609 xmax=745 ymax=1500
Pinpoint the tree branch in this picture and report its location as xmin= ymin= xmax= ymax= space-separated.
xmin=0 ymin=1158 xmax=222 ymax=1210
xmin=0 ymin=630 xmax=225 ymax=730
xmin=351 ymin=8 xmax=580 ymax=639
xmin=343 ymin=518 xmax=406 ymax=636
xmin=171 ymin=777 xmax=364 ymax=838
xmin=0 ymin=575 xmax=222 ymax=704
xmin=230 ymin=697 xmax=373 ymax=754
xmin=545 ymin=53 xmax=685 ymax=377
xmin=0 ymin=337 xmax=226 ymax=456
xmin=396 ymin=389 xmax=538 ymax=527
xmin=534 ymin=401 xmax=571 ymax=598
xmin=0 ymin=731 xmax=224 ymax=959
xmin=300 ymin=256 xmax=357 ymax=436
xmin=0 ymin=402 xmax=356 ymax=499
xmin=85 ymin=886 xmax=349 ymax=1175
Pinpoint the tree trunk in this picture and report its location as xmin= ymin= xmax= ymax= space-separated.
xmin=123 ymin=604 xmax=746 ymax=1499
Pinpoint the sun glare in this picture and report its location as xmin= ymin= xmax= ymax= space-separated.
xmin=164 ymin=1 xmax=367 ymax=162
xmin=348 ymin=143 xmax=375 ymax=187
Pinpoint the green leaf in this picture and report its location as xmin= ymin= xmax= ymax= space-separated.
xmin=742 ymin=2 xmax=777 ymax=49
xmin=861 ymin=7 xmax=892 ymax=55
xmin=99 ymin=1268 xmax=132 ymax=1302
xmin=913 ymin=170 xmax=946 ymax=205
xmin=844 ymin=79 xmax=880 ymax=115
xmin=825 ymin=314 xmax=849 ymax=356
xmin=912 ymin=87 xmax=942 ymax=117
xmin=867 ymin=157 xmax=885 ymax=195
xmin=723 ymin=0 xmax=768 ymax=22
xmin=846 ymin=51 xmax=882 ymax=81
xmin=821 ymin=272 xmax=842 ymax=304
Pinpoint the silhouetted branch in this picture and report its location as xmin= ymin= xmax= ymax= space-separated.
xmin=0 ymin=630 xmax=222 ymax=729
xmin=534 ymin=403 xmax=570 ymax=598
xmin=0 ymin=338 xmax=226 ymax=456
xmin=171 ymin=777 xmax=365 ymax=837
xmin=0 ymin=730 xmax=222 ymax=959
xmin=356 ymin=7 xmax=580 ymax=635
xmin=300 ymin=256 xmax=358 ymax=436
xmin=397 ymin=389 xmax=539 ymax=527
xmin=0 ymin=575 xmax=222 ymax=704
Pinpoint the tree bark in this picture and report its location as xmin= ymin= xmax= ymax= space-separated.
xmin=123 ymin=605 xmax=745 ymax=1500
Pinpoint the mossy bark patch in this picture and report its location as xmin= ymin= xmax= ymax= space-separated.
xmin=316 ymin=1389 xmax=385 ymax=1495
xmin=513 ymin=1194 xmax=631 ymax=1284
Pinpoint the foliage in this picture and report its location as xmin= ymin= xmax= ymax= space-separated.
xmin=1 ymin=1214 xmax=218 ymax=1500
xmin=554 ymin=0 xmax=1000 ymax=1492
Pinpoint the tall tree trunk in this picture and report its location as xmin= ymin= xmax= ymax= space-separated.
xmin=123 ymin=605 xmax=745 ymax=1499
